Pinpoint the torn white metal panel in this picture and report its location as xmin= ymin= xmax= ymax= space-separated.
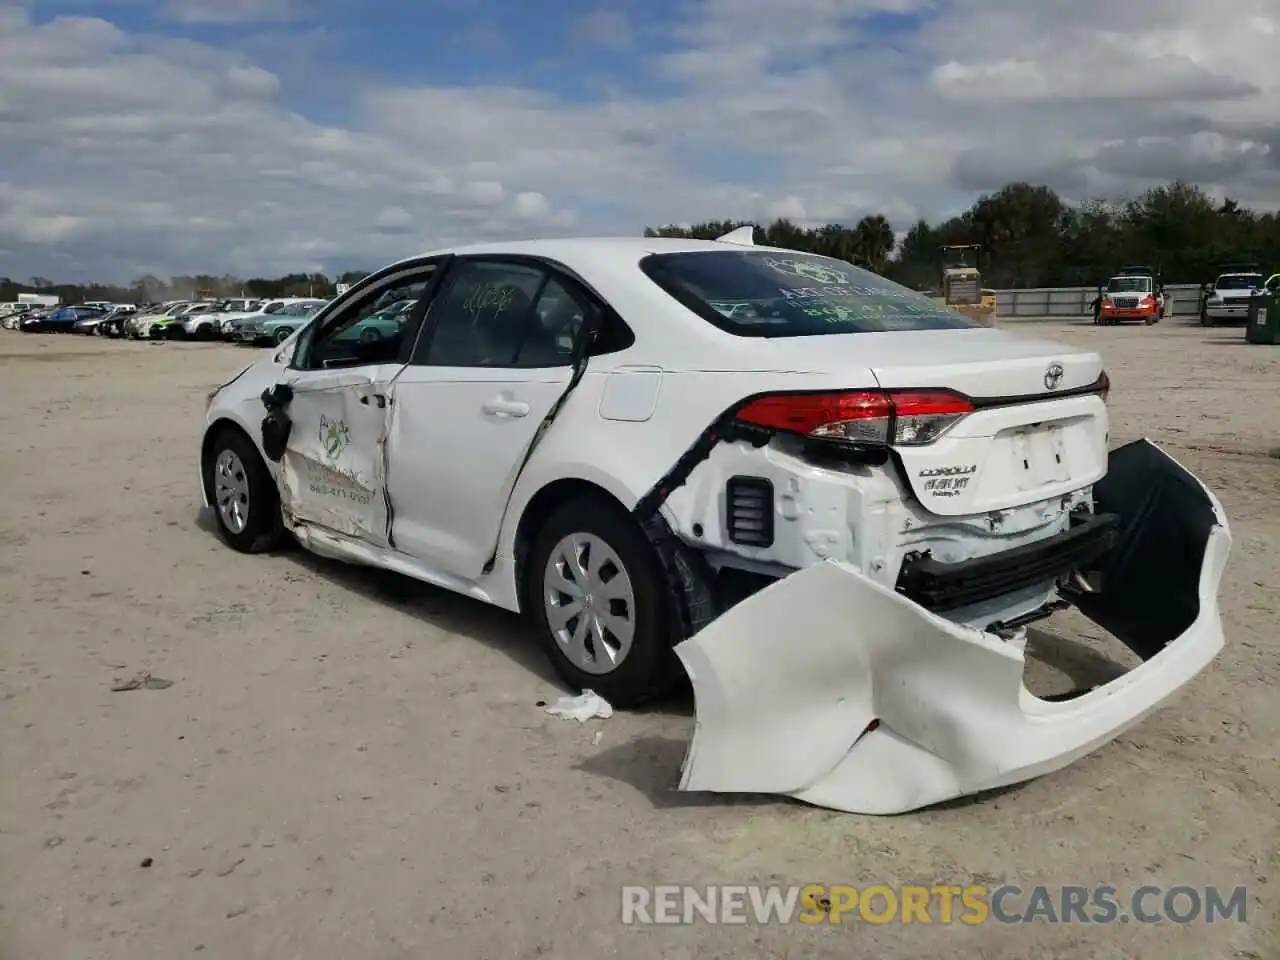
xmin=277 ymin=376 xmax=391 ymax=543
xmin=676 ymin=440 xmax=1230 ymax=815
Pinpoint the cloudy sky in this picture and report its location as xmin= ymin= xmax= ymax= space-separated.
xmin=2 ymin=0 xmax=1278 ymax=282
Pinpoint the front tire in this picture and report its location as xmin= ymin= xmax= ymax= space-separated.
xmin=202 ymin=428 xmax=286 ymax=553
xmin=273 ymin=327 xmax=294 ymax=345
xmin=526 ymin=497 xmax=679 ymax=708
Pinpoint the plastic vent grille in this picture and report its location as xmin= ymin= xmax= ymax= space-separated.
xmin=725 ymin=476 xmax=774 ymax=547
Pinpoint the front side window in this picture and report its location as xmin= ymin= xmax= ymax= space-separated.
xmin=641 ymin=250 xmax=977 ymax=337
xmin=300 ymin=267 xmax=437 ymax=369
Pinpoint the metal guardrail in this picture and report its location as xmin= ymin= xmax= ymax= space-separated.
xmin=993 ymin=284 xmax=1205 ymax=318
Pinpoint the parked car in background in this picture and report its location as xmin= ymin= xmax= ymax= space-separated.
xmin=17 ymin=309 xmax=54 ymax=331
xmin=1 ymin=304 xmax=33 ymax=329
xmin=128 ymin=301 xmax=191 ymax=339
xmin=24 ymin=304 xmax=104 ymax=333
xmin=73 ymin=305 xmax=121 ymax=334
xmin=233 ymin=300 xmax=326 ymax=345
xmin=99 ymin=308 xmax=137 ymax=338
xmin=216 ymin=297 xmax=324 ymax=340
xmin=176 ymin=302 xmax=227 ymax=340
xmin=1200 ymin=269 xmax=1265 ymax=326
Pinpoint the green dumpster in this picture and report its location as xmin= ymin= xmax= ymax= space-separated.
xmin=1246 ymin=293 xmax=1280 ymax=344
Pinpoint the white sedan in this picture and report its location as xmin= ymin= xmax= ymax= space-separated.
xmin=199 ymin=230 xmax=1230 ymax=814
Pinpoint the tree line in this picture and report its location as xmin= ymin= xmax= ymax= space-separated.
xmin=5 ymin=180 xmax=1280 ymax=305
xmin=646 ymin=180 xmax=1280 ymax=289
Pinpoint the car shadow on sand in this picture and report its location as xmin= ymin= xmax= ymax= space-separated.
xmin=195 ymin=505 xmax=567 ymax=689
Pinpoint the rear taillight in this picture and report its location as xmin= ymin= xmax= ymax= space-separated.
xmin=735 ymin=389 xmax=973 ymax=447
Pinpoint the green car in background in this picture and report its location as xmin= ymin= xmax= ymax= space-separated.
xmin=333 ymin=299 xmax=415 ymax=344
xmin=235 ymin=297 xmax=411 ymax=346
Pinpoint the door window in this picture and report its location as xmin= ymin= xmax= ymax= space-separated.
xmin=517 ymin=276 xmax=600 ymax=367
xmin=420 ymin=261 xmax=548 ymax=367
xmin=297 ymin=264 xmax=439 ymax=370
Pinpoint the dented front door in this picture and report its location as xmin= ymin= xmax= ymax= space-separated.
xmin=276 ymin=365 xmax=398 ymax=545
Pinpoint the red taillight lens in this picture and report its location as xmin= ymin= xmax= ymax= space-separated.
xmin=735 ymin=389 xmax=973 ymax=446
xmin=734 ymin=391 xmax=889 ymax=434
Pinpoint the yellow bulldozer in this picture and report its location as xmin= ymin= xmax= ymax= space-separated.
xmin=935 ymin=244 xmax=997 ymax=326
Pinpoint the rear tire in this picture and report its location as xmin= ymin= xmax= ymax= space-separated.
xmin=201 ymin=428 xmax=286 ymax=554
xmin=273 ymin=327 xmax=294 ymax=345
xmin=526 ymin=497 xmax=679 ymax=708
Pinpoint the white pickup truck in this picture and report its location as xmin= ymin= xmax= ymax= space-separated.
xmin=1200 ymin=271 xmax=1265 ymax=326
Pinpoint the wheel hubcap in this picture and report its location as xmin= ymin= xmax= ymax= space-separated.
xmin=213 ymin=449 xmax=251 ymax=534
xmin=543 ymin=532 xmax=636 ymax=674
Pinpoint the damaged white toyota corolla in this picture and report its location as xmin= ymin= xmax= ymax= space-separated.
xmin=200 ymin=228 xmax=1230 ymax=814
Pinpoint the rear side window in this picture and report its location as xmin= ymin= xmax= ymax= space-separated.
xmin=640 ymin=250 xmax=978 ymax=336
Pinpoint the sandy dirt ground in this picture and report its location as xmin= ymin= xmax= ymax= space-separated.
xmin=0 ymin=319 xmax=1276 ymax=959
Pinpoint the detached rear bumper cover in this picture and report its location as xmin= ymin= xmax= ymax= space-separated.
xmin=674 ymin=439 xmax=1230 ymax=815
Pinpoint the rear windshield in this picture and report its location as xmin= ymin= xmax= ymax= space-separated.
xmin=640 ymin=250 xmax=978 ymax=336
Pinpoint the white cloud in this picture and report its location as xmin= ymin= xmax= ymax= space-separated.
xmin=373 ymin=206 xmax=414 ymax=234
xmin=513 ymin=191 xmax=551 ymax=219
xmin=224 ymin=64 xmax=281 ymax=98
xmin=1 ymin=0 xmax=1279 ymax=282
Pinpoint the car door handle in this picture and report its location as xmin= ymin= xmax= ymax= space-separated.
xmin=481 ymin=397 xmax=530 ymax=417
xmin=359 ymin=394 xmax=387 ymax=408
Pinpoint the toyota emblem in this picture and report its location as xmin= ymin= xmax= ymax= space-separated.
xmin=1044 ymin=363 xmax=1064 ymax=390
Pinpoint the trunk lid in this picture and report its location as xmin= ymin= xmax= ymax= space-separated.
xmin=861 ymin=331 xmax=1106 ymax=516
xmin=856 ymin=328 xmax=1101 ymax=397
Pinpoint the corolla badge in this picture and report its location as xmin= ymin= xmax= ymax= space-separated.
xmin=1044 ymin=362 xmax=1064 ymax=390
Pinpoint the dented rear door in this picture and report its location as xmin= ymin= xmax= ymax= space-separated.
xmin=276 ymin=364 xmax=401 ymax=544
